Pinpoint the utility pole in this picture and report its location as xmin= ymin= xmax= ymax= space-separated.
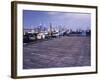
xmin=49 ymin=23 xmax=53 ymax=37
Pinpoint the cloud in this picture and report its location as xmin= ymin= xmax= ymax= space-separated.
xmin=46 ymin=12 xmax=63 ymax=16
xmin=57 ymin=12 xmax=91 ymax=20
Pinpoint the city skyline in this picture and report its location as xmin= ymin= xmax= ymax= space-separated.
xmin=23 ymin=10 xmax=91 ymax=30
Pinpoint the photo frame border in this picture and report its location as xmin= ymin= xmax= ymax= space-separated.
xmin=11 ymin=1 xmax=98 ymax=79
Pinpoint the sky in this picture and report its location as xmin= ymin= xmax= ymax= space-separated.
xmin=23 ymin=10 xmax=91 ymax=30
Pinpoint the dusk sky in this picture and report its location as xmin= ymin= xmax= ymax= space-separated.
xmin=23 ymin=10 xmax=91 ymax=30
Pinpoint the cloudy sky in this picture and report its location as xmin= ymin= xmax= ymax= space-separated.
xmin=23 ymin=10 xmax=91 ymax=30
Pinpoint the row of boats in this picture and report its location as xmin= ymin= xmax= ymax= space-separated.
xmin=23 ymin=29 xmax=91 ymax=43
